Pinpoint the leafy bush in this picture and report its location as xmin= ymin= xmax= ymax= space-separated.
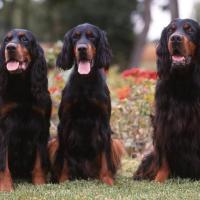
xmin=43 ymin=42 xmax=62 ymax=69
xmin=108 ymin=68 xmax=156 ymax=156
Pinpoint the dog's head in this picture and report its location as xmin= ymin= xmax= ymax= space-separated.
xmin=0 ymin=29 xmax=42 ymax=74
xmin=56 ymin=23 xmax=112 ymax=75
xmin=156 ymin=19 xmax=200 ymax=78
xmin=0 ymin=29 xmax=48 ymax=99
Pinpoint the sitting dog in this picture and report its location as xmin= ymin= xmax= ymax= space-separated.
xmin=0 ymin=29 xmax=51 ymax=191
xmin=134 ymin=19 xmax=200 ymax=182
xmin=48 ymin=23 xmax=124 ymax=185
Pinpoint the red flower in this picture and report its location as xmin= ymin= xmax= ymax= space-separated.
xmin=122 ymin=68 xmax=140 ymax=77
xmin=55 ymin=74 xmax=63 ymax=81
xmin=116 ymin=86 xmax=131 ymax=100
xmin=49 ymin=86 xmax=59 ymax=94
xmin=122 ymin=68 xmax=157 ymax=80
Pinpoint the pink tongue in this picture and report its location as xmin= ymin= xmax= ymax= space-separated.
xmin=6 ymin=61 xmax=19 ymax=71
xmin=78 ymin=61 xmax=91 ymax=74
xmin=172 ymin=56 xmax=185 ymax=62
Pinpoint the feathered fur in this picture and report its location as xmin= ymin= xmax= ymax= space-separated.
xmin=49 ymin=23 xmax=124 ymax=185
xmin=134 ymin=18 xmax=200 ymax=181
xmin=0 ymin=29 xmax=51 ymax=191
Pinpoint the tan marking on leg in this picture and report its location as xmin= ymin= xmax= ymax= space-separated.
xmin=111 ymin=139 xmax=125 ymax=170
xmin=59 ymin=160 xmax=69 ymax=183
xmin=0 ymin=153 xmax=13 ymax=192
xmin=154 ymin=159 xmax=170 ymax=183
xmin=99 ymin=153 xmax=113 ymax=185
xmin=32 ymin=150 xmax=46 ymax=185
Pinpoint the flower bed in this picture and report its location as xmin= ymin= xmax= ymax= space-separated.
xmin=108 ymin=68 xmax=156 ymax=156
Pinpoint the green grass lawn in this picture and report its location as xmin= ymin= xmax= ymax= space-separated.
xmin=1 ymin=157 xmax=200 ymax=200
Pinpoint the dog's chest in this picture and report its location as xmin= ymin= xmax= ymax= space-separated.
xmin=68 ymin=84 xmax=106 ymax=116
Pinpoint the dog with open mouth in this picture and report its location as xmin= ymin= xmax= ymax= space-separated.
xmin=167 ymin=20 xmax=197 ymax=71
xmin=48 ymin=23 xmax=125 ymax=185
xmin=133 ymin=18 xmax=200 ymax=182
xmin=4 ymin=30 xmax=32 ymax=73
xmin=0 ymin=29 xmax=51 ymax=191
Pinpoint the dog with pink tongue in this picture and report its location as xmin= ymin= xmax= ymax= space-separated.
xmin=48 ymin=24 xmax=125 ymax=185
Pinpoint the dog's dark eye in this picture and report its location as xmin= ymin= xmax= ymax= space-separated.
xmin=20 ymin=36 xmax=28 ymax=43
xmin=4 ymin=36 xmax=12 ymax=43
xmin=183 ymin=24 xmax=193 ymax=33
xmin=73 ymin=32 xmax=81 ymax=40
xmin=86 ymin=31 xmax=94 ymax=39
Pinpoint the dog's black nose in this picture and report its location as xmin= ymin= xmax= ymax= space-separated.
xmin=6 ymin=43 xmax=17 ymax=52
xmin=170 ymin=34 xmax=183 ymax=43
xmin=77 ymin=44 xmax=87 ymax=52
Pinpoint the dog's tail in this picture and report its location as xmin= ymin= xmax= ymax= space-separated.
xmin=133 ymin=151 xmax=159 ymax=180
xmin=111 ymin=139 xmax=126 ymax=171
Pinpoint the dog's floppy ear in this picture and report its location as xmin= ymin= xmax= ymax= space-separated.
xmin=156 ymin=27 xmax=171 ymax=79
xmin=0 ymin=42 xmax=8 ymax=95
xmin=197 ymin=25 xmax=200 ymax=65
xmin=96 ymin=30 xmax=112 ymax=69
xmin=0 ymin=45 xmax=4 ymax=68
xmin=56 ymin=29 xmax=74 ymax=70
xmin=31 ymin=42 xmax=49 ymax=104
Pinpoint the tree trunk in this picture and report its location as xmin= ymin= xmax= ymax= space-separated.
xmin=129 ymin=0 xmax=152 ymax=68
xmin=169 ymin=0 xmax=179 ymax=20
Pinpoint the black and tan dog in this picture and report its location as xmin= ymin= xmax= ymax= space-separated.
xmin=0 ymin=29 xmax=51 ymax=191
xmin=134 ymin=18 xmax=200 ymax=182
xmin=48 ymin=23 xmax=124 ymax=185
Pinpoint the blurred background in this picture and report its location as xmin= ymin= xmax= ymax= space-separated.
xmin=0 ymin=0 xmax=199 ymax=70
xmin=0 ymin=0 xmax=199 ymax=156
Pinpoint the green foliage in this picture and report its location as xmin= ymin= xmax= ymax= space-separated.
xmin=44 ymin=42 xmax=62 ymax=69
